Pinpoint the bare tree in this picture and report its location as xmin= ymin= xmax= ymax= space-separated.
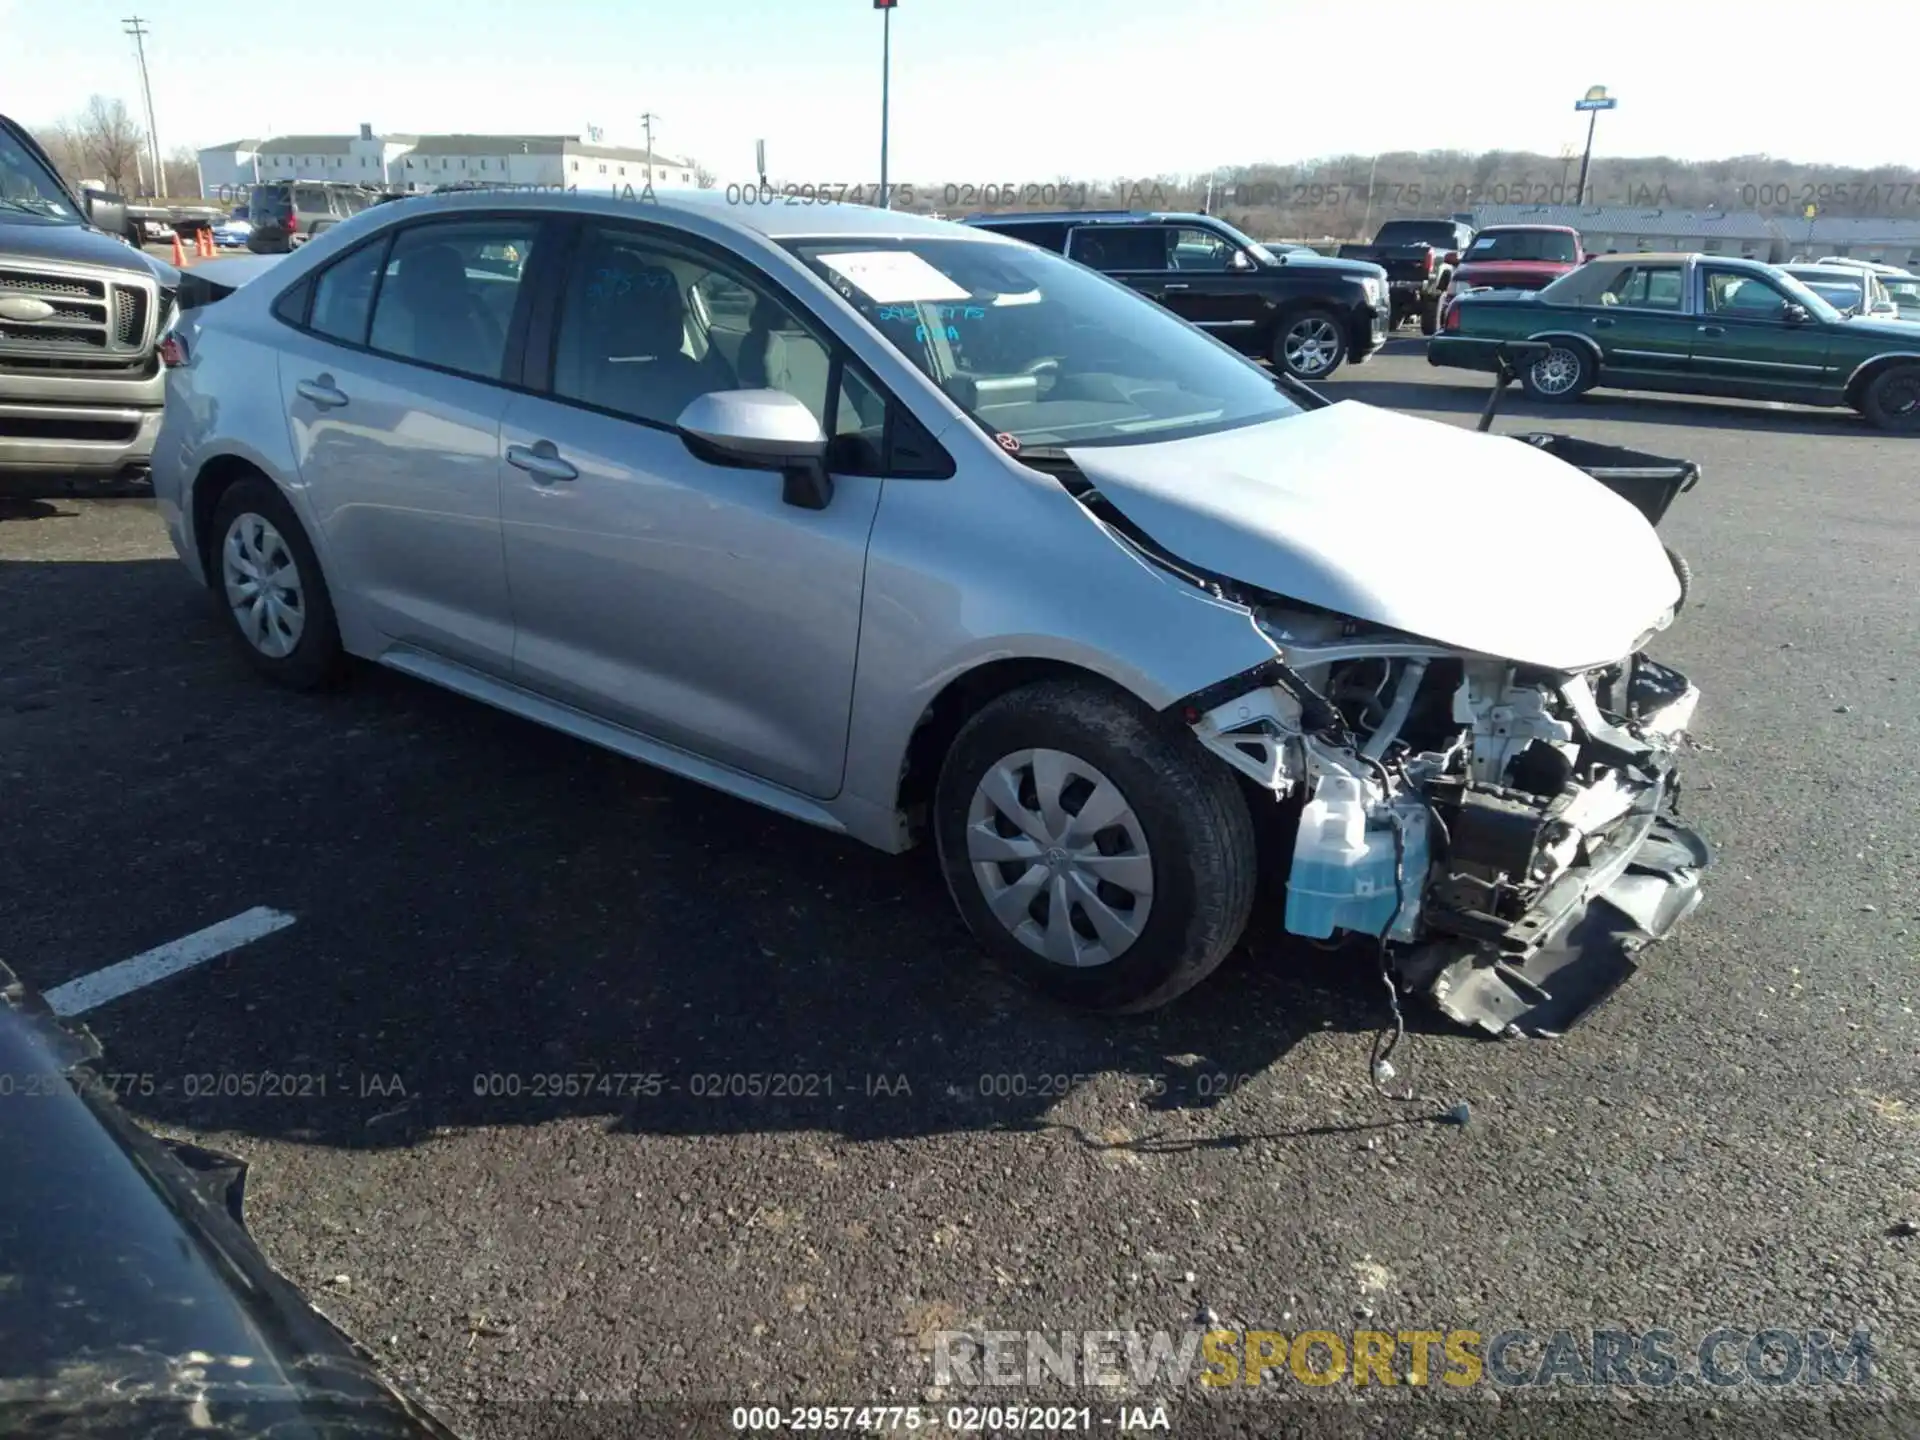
xmin=691 ymin=163 xmax=717 ymax=190
xmin=35 ymin=121 xmax=90 ymax=190
xmin=75 ymin=95 xmax=146 ymax=195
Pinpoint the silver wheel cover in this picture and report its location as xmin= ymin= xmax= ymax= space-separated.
xmin=1283 ymin=316 xmax=1342 ymax=377
xmin=965 ymin=748 xmax=1155 ymax=968
xmin=221 ymin=512 xmax=306 ymax=659
xmin=1531 ymin=346 xmax=1582 ymax=395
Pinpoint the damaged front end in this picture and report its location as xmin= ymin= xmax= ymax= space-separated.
xmin=1186 ymin=608 xmax=1711 ymax=1038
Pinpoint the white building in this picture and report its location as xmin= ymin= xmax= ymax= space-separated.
xmin=196 ymin=125 xmax=697 ymax=199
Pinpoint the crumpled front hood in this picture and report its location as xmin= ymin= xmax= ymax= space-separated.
xmin=1066 ymin=402 xmax=1681 ymax=672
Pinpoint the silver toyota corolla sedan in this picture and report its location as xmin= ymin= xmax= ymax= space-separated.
xmin=152 ymin=190 xmax=1710 ymax=1036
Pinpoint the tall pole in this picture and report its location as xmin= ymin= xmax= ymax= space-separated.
xmin=1360 ymin=153 xmax=1379 ymax=239
xmin=639 ymin=111 xmax=659 ymax=185
xmin=1575 ymin=109 xmax=1598 ymax=207
xmin=124 ymin=16 xmax=161 ymax=198
xmin=879 ymin=4 xmax=892 ymax=209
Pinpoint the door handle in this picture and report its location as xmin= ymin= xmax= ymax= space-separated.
xmin=1162 ymin=282 xmax=1191 ymax=290
xmin=1590 ymin=317 xmax=1614 ymax=328
xmin=295 ymin=375 xmax=348 ymax=408
xmin=506 ymin=440 xmax=578 ymax=483
xmin=1697 ymin=325 xmax=1725 ymax=336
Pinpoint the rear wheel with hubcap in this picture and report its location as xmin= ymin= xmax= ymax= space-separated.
xmin=934 ymin=678 xmax=1257 ymax=1013
xmin=1273 ymin=309 xmax=1348 ymax=381
xmin=1519 ymin=342 xmax=1591 ymax=401
xmin=211 ymin=477 xmax=345 ymax=689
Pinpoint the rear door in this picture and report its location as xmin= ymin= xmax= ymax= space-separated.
xmin=275 ymin=214 xmax=549 ymax=674
xmin=1580 ymin=261 xmax=1695 ymax=384
xmin=1688 ymin=267 xmax=1833 ymax=401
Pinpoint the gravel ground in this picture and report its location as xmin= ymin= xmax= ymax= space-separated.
xmin=3 ymin=341 xmax=1916 ymax=1439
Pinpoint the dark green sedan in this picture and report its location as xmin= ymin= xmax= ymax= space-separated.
xmin=1430 ymin=252 xmax=1920 ymax=432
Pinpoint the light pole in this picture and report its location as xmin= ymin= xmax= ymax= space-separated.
xmin=123 ymin=16 xmax=161 ymax=198
xmin=1573 ymin=85 xmax=1617 ymax=207
xmin=1360 ymin=152 xmax=1379 ymax=239
xmin=639 ymin=111 xmax=660 ymax=187
xmin=875 ymin=0 xmax=896 ymax=208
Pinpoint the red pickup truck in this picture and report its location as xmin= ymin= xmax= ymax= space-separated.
xmin=1439 ymin=225 xmax=1584 ymax=321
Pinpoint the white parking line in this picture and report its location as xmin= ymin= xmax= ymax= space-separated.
xmin=43 ymin=907 xmax=297 ymax=1017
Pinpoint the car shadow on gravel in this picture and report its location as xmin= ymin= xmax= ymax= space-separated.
xmin=3 ymin=555 xmax=1461 ymax=1155
xmin=1319 ymin=374 xmax=1876 ymax=437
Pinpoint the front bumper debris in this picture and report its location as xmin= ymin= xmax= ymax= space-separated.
xmin=1398 ymin=781 xmax=1711 ymax=1037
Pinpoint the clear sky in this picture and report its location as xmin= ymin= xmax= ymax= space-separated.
xmin=0 ymin=0 xmax=1903 ymax=181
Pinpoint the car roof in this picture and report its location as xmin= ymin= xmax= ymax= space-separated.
xmin=965 ymin=210 xmax=1216 ymax=227
xmin=366 ymin=186 xmax=988 ymax=244
xmin=1783 ymin=264 xmax=1870 ymax=278
xmin=1472 ymin=223 xmax=1580 ymax=234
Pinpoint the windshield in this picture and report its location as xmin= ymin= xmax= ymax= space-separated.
xmin=785 ymin=235 xmax=1304 ymax=449
xmin=0 ymin=126 xmax=81 ymax=224
xmin=1766 ymin=269 xmax=1846 ymax=322
xmin=1882 ymin=278 xmax=1920 ymax=315
xmin=1466 ymin=230 xmax=1579 ymax=263
xmin=1786 ymin=272 xmax=1865 ymax=310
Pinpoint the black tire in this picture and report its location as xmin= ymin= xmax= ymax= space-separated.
xmin=1271 ymin=308 xmax=1349 ymax=382
xmin=1860 ymin=364 xmax=1920 ymax=434
xmin=1518 ymin=342 xmax=1592 ymax=402
xmin=1419 ymin=297 xmax=1442 ymax=336
xmin=933 ymin=677 xmax=1258 ymax=1013
xmin=1665 ymin=545 xmax=1692 ymax=613
xmin=208 ymin=476 xmax=346 ymax=690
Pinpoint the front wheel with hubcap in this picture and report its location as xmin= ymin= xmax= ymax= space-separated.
xmin=934 ymin=678 xmax=1257 ymax=1012
xmin=1519 ymin=343 xmax=1591 ymax=401
xmin=1273 ymin=309 xmax=1348 ymax=381
xmin=211 ymin=476 xmax=345 ymax=689
xmin=1860 ymin=364 xmax=1920 ymax=433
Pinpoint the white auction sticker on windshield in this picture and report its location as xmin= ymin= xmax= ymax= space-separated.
xmin=817 ymin=250 xmax=971 ymax=304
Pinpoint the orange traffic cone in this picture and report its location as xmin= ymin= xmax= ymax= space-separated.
xmin=171 ymin=232 xmax=186 ymax=266
xmin=199 ymin=227 xmax=215 ymax=258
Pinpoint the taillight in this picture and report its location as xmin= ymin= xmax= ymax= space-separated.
xmin=159 ymin=333 xmax=189 ymax=367
xmin=1443 ymin=302 xmax=1461 ymax=332
xmin=1423 ymin=247 xmax=1435 ymax=275
xmin=284 ymin=209 xmax=297 ymax=231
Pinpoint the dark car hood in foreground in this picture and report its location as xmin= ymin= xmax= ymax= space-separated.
xmin=0 ymin=219 xmax=168 ymax=280
xmin=0 ymin=962 xmax=458 ymax=1438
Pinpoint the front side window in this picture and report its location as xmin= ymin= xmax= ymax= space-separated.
xmin=1168 ymin=227 xmax=1236 ymax=271
xmin=366 ymin=220 xmax=539 ymax=379
xmin=787 ymin=235 xmax=1305 ymax=451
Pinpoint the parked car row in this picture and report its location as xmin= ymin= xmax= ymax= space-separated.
xmin=1429 ymin=251 xmax=1920 ymax=431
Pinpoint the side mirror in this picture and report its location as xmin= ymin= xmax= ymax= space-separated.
xmin=1230 ymin=249 xmax=1254 ymax=272
xmin=1443 ymin=251 xmax=1460 ymax=266
xmin=676 ymin=389 xmax=833 ymax=510
xmin=1783 ymin=302 xmax=1811 ymax=325
xmin=82 ymin=186 xmax=129 ymax=241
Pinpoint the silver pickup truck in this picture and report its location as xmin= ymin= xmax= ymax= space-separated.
xmin=2 ymin=114 xmax=178 ymax=486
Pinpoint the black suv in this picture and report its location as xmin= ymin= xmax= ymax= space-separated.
xmin=245 ymin=181 xmax=387 ymax=253
xmin=963 ymin=211 xmax=1390 ymax=380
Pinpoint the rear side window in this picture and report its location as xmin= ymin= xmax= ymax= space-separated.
xmin=1066 ymin=226 xmax=1170 ymax=272
xmin=310 ymin=238 xmax=389 ymax=344
xmin=367 ymin=220 xmax=539 ymax=380
xmin=981 ymin=222 xmax=1070 ymax=253
xmin=270 ymin=277 xmax=312 ymax=327
xmin=293 ymin=185 xmax=330 ymax=211
xmin=1602 ymin=265 xmax=1684 ymax=310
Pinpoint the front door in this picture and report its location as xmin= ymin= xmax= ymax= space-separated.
xmin=497 ymin=221 xmax=882 ymax=800
xmin=1157 ymin=225 xmax=1265 ymax=352
xmin=1689 ymin=267 xmax=1834 ymax=402
xmin=277 ymin=214 xmax=544 ymax=675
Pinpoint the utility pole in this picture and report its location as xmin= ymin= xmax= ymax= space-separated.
xmin=123 ymin=16 xmax=162 ymax=198
xmin=875 ymin=0 xmax=897 ymax=208
xmin=639 ymin=111 xmax=660 ymax=186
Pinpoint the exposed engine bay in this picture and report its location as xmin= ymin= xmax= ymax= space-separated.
xmin=1185 ymin=603 xmax=1710 ymax=1038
